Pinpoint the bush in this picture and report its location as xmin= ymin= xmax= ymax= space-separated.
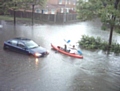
xmin=111 ymin=43 xmax=120 ymax=54
xmin=115 ymin=29 xmax=120 ymax=34
xmin=78 ymin=35 xmax=120 ymax=54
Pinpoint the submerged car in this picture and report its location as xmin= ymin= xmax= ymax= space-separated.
xmin=3 ymin=37 xmax=49 ymax=57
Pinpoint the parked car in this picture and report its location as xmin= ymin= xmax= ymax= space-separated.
xmin=3 ymin=37 xmax=49 ymax=57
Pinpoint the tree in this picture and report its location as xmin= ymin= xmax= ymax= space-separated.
xmin=2 ymin=0 xmax=47 ymax=25
xmin=0 ymin=0 xmax=13 ymax=14
xmin=0 ymin=0 xmax=4 ymax=14
xmin=28 ymin=0 xmax=47 ymax=26
xmin=77 ymin=0 xmax=120 ymax=54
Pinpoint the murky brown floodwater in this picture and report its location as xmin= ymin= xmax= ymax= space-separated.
xmin=0 ymin=19 xmax=120 ymax=91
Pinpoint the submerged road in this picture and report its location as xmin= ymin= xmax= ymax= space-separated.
xmin=0 ymin=19 xmax=120 ymax=91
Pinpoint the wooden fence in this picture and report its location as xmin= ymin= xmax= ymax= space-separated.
xmin=9 ymin=10 xmax=78 ymax=23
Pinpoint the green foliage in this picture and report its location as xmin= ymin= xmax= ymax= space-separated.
xmin=77 ymin=0 xmax=120 ymax=29
xmin=1 ymin=0 xmax=47 ymax=14
xmin=101 ymin=24 xmax=107 ymax=30
xmin=0 ymin=0 xmax=3 ymax=14
xmin=77 ymin=0 xmax=103 ymax=21
xmin=0 ymin=15 xmax=31 ymax=21
xmin=78 ymin=35 xmax=120 ymax=54
xmin=115 ymin=28 xmax=120 ymax=33
xmin=77 ymin=0 xmax=120 ymax=53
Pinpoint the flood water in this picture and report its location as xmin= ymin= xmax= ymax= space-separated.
xmin=0 ymin=19 xmax=120 ymax=91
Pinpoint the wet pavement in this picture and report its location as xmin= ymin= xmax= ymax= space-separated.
xmin=0 ymin=19 xmax=120 ymax=91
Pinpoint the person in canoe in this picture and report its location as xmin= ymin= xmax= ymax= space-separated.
xmin=64 ymin=39 xmax=83 ymax=55
xmin=64 ymin=44 xmax=67 ymax=51
xmin=63 ymin=44 xmax=70 ymax=52
xmin=62 ymin=39 xmax=71 ymax=52
xmin=57 ymin=44 xmax=69 ymax=52
xmin=69 ymin=45 xmax=83 ymax=55
xmin=64 ymin=44 xmax=77 ymax=53
xmin=69 ymin=45 xmax=77 ymax=54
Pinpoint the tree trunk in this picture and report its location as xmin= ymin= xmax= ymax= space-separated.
xmin=14 ymin=10 xmax=16 ymax=26
xmin=107 ymin=0 xmax=120 ymax=54
xmin=107 ymin=26 xmax=114 ymax=54
xmin=14 ymin=3 xmax=17 ymax=26
xmin=32 ymin=4 xmax=34 ymax=26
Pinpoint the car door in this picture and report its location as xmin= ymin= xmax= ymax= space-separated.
xmin=17 ymin=41 xmax=28 ymax=54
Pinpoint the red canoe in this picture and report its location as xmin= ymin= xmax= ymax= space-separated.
xmin=51 ymin=44 xmax=83 ymax=59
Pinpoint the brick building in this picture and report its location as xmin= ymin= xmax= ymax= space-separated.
xmin=35 ymin=0 xmax=77 ymax=14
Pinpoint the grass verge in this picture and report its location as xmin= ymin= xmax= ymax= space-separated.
xmin=0 ymin=15 xmax=31 ymax=21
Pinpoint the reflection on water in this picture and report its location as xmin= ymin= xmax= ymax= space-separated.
xmin=35 ymin=58 xmax=39 ymax=67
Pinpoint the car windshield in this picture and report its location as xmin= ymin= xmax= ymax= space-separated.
xmin=25 ymin=40 xmax=39 ymax=49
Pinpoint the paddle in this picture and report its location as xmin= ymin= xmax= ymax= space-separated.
xmin=64 ymin=39 xmax=82 ymax=55
xmin=77 ymin=50 xmax=82 ymax=55
xmin=64 ymin=39 xmax=71 ymax=43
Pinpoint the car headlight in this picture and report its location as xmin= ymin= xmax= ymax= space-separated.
xmin=35 ymin=53 xmax=42 ymax=57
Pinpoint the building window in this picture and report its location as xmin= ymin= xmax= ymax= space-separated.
xmin=83 ymin=0 xmax=89 ymax=2
xmin=69 ymin=1 xmax=71 ymax=4
xmin=61 ymin=8 xmax=63 ymax=13
xmin=59 ymin=0 xmax=62 ymax=4
xmin=73 ymin=1 xmax=76 ymax=5
xmin=51 ymin=9 xmax=55 ymax=14
xmin=44 ymin=9 xmax=48 ymax=14
xmin=65 ymin=0 xmax=68 ymax=4
xmin=66 ymin=8 xmax=69 ymax=13
xmin=35 ymin=9 xmax=41 ymax=13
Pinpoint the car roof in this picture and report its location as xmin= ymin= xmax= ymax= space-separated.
xmin=11 ymin=37 xmax=31 ymax=42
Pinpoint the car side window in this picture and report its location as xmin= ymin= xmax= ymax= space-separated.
xmin=17 ymin=42 xmax=25 ymax=48
xmin=9 ymin=40 xmax=17 ymax=45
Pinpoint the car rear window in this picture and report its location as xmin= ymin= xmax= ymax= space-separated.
xmin=9 ymin=40 xmax=17 ymax=45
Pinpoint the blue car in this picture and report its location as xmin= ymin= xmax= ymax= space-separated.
xmin=3 ymin=38 xmax=49 ymax=57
